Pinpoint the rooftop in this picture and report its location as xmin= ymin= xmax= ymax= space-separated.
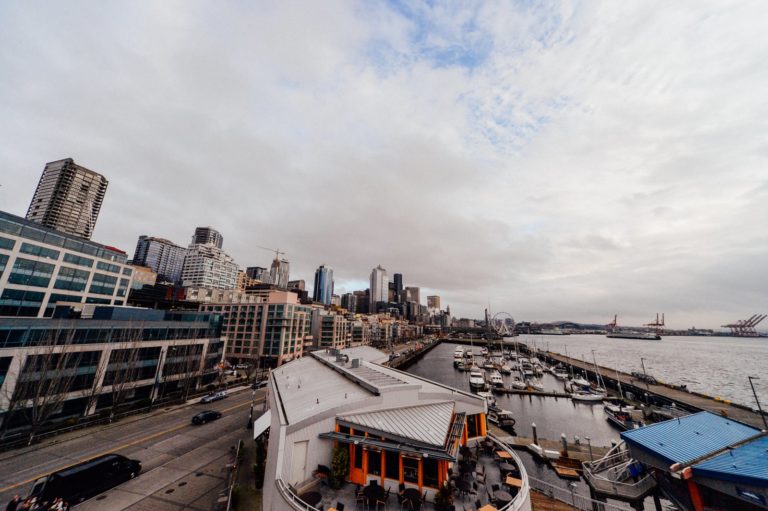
xmin=692 ymin=433 xmax=768 ymax=487
xmin=621 ymin=411 xmax=760 ymax=467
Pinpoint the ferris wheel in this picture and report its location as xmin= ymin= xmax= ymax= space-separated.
xmin=491 ymin=312 xmax=515 ymax=337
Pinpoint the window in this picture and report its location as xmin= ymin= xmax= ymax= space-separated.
xmin=96 ymin=261 xmax=120 ymax=273
xmin=89 ymin=273 xmax=117 ymax=295
xmin=466 ymin=413 xmax=480 ymax=438
xmin=0 ymin=236 xmax=14 ymax=250
xmin=43 ymin=293 xmax=82 ymax=317
xmin=7 ymin=258 xmax=55 ymax=287
xmin=367 ymin=450 xmax=382 ymax=476
xmin=20 ymin=242 xmax=60 ymax=260
xmin=116 ymin=278 xmax=129 ymax=297
xmin=85 ymin=297 xmax=111 ymax=304
xmin=385 ymin=452 xmax=400 ymax=480
xmin=354 ymin=444 xmax=363 ymax=469
xmin=54 ymin=267 xmax=90 ymax=292
xmin=122 ymin=267 xmax=133 ymax=276
xmin=0 ymin=289 xmax=45 ymax=317
xmin=423 ymin=458 xmax=439 ymax=488
xmin=0 ymin=254 xmax=8 ymax=278
xmin=402 ymin=457 xmax=419 ymax=484
xmin=63 ymin=253 xmax=94 ymax=268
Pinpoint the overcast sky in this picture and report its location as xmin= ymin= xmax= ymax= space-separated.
xmin=1 ymin=1 xmax=766 ymax=329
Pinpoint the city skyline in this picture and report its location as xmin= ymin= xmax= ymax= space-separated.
xmin=1 ymin=2 xmax=766 ymax=328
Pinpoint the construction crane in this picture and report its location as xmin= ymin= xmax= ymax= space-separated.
xmin=254 ymin=245 xmax=285 ymax=260
xmin=722 ymin=314 xmax=766 ymax=337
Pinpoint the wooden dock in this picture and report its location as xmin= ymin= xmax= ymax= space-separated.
xmin=489 ymin=424 xmax=611 ymax=463
xmin=494 ymin=388 xmax=571 ymax=398
xmin=541 ymin=351 xmax=766 ymax=429
xmin=530 ymin=490 xmax=579 ymax=510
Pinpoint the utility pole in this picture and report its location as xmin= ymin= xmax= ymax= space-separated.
xmin=748 ymin=376 xmax=768 ymax=430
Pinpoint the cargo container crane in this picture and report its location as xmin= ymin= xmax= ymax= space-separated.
xmin=644 ymin=313 xmax=665 ymax=335
xmin=722 ymin=314 xmax=766 ymax=337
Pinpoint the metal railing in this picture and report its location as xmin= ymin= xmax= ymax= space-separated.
xmin=276 ymin=478 xmax=321 ymax=511
xmin=528 ymin=477 xmax=635 ymax=511
xmin=582 ymin=446 xmax=656 ymax=499
xmin=487 ymin=433 xmax=532 ymax=511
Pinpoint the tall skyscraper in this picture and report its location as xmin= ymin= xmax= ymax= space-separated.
xmin=369 ymin=265 xmax=388 ymax=311
xmin=313 ymin=264 xmax=334 ymax=305
xmin=393 ymin=273 xmax=403 ymax=303
xmin=26 ymin=158 xmax=108 ymax=240
xmin=269 ymin=258 xmax=290 ymax=288
xmin=427 ymin=295 xmax=441 ymax=310
xmin=132 ymin=236 xmax=187 ymax=284
xmin=341 ymin=292 xmax=358 ymax=312
xmin=192 ymin=226 xmax=223 ymax=248
xmin=404 ymin=286 xmax=421 ymax=305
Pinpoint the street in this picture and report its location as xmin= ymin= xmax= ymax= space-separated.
xmin=0 ymin=387 xmax=261 ymax=509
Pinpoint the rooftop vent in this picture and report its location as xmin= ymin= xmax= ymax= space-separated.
xmin=351 ymin=359 xmax=360 ymax=368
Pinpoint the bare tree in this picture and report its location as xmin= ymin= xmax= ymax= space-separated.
xmin=102 ymin=327 xmax=144 ymax=422
xmin=2 ymin=326 xmax=84 ymax=445
xmin=160 ymin=341 xmax=203 ymax=402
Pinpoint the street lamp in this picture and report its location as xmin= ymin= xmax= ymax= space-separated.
xmin=585 ymin=436 xmax=594 ymax=462
xmin=748 ymin=376 xmax=768 ymax=430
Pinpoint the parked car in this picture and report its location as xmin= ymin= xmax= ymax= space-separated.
xmin=192 ymin=410 xmax=222 ymax=425
xmin=251 ymin=380 xmax=268 ymax=390
xmin=28 ymin=453 xmax=141 ymax=504
xmin=200 ymin=391 xmax=228 ymax=403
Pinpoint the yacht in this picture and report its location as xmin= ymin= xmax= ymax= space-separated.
xmin=528 ymin=379 xmax=544 ymax=392
xmin=482 ymin=358 xmax=496 ymax=370
xmin=520 ymin=362 xmax=534 ymax=377
xmin=469 ymin=369 xmax=486 ymax=390
xmin=480 ymin=347 xmax=489 ymax=356
xmin=571 ymin=390 xmax=606 ymax=403
xmin=499 ymin=362 xmax=513 ymax=375
xmin=490 ymin=370 xmax=504 ymax=388
xmin=510 ymin=377 xmax=527 ymax=390
xmin=488 ymin=405 xmax=517 ymax=429
xmin=477 ymin=390 xmax=496 ymax=406
xmin=604 ymin=402 xmax=642 ymax=430
xmin=453 ymin=347 xmax=465 ymax=366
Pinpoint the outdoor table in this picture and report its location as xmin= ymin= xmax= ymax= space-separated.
xmin=456 ymin=478 xmax=472 ymax=498
xmin=498 ymin=462 xmax=515 ymax=474
xmin=478 ymin=505 xmax=497 ymax=511
xmin=494 ymin=489 xmax=513 ymax=507
xmin=505 ymin=475 xmax=523 ymax=488
xmin=364 ymin=484 xmax=386 ymax=507
xmin=495 ymin=450 xmax=512 ymax=459
xmin=402 ymin=488 xmax=422 ymax=510
xmin=300 ymin=491 xmax=322 ymax=508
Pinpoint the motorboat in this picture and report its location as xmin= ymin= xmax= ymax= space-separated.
xmin=533 ymin=364 xmax=544 ymax=376
xmin=528 ymin=380 xmax=544 ymax=392
xmin=482 ymin=358 xmax=496 ymax=370
xmin=604 ymin=402 xmax=643 ymax=430
xmin=453 ymin=347 xmax=465 ymax=366
xmin=469 ymin=369 xmax=486 ymax=390
xmin=480 ymin=347 xmax=489 ymax=356
xmin=520 ymin=362 xmax=534 ymax=378
xmin=499 ymin=363 xmax=513 ymax=375
xmin=510 ymin=377 xmax=527 ymax=390
xmin=552 ymin=364 xmax=569 ymax=380
xmin=490 ymin=370 xmax=504 ymax=388
xmin=567 ymin=375 xmax=591 ymax=392
xmin=477 ymin=390 xmax=496 ymax=406
xmin=488 ymin=405 xmax=517 ymax=429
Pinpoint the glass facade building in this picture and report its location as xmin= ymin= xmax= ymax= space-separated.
xmin=132 ymin=235 xmax=187 ymax=284
xmin=0 ymin=210 xmax=133 ymax=318
xmin=312 ymin=265 xmax=334 ymax=305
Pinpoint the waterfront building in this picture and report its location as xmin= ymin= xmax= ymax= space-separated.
xmin=25 ymin=158 xmax=108 ymax=240
xmin=427 ymin=295 xmax=441 ymax=310
xmin=199 ymin=289 xmax=311 ymax=368
xmin=0 ymin=210 xmax=133 ymax=318
xmin=192 ymin=226 xmax=223 ymax=249
xmin=369 ymin=265 xmax=388 ymax=312
xmin=180 ymin=243 xmax=239 ymax=289
xmin=260 ymin=346 xmax=532 ymax=511
xmin=269 ymin=258 xmax=290 ymax=289
xmin=340 ymin=292 xmax=357 ymax=312
xmin=595 ymin=412 xmax=768 ymax=511
xmin=312 ymin=264 xmax=334 ymax=305
xmin=132 ymin=235 xmax=187 ymax=284
xmin=0 ymin=305 xmax=223 ymax=432
xmin=310 ymin=309 xmax=351 ymax=350
xmin=392 ymin=272 xmax=403 ymax=303
xmin=246 ymin=266 xmax=267 ymax=281
xmin=128 ymin=265 xmax=157 ymax=289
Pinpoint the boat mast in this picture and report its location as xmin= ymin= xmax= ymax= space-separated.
xmin=564 ymin=345 xmax=574 ymax=378
xmin=591 ymin=350 xmax=606 ymax=391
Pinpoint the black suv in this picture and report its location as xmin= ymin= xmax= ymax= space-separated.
xmin=192 ymin=410 xmax=222 ymax=425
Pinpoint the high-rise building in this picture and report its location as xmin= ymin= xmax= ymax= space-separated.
xmin=25 ymin=158 xmax=109 ymax=240
xmin=132 ymin=236 xmax=187 ymax=284
xmin=246 ymin=266 xmax=267 ymax=281
xmin=341 ymin=292 xmax=357 ymax=312
xmin=427 ymin=295 xmax=441 ymax=310
xmin=180 ymin=244 xmax=239 ymax=289
xmin=404 ymin=286 xmax=421 ymax=305
xmin=393 ymin=273 xmax=403 ymax=303
xmin=369 ymin=265 xmax=388 ymax=311
xmin=312 ymin=264 xmax=334 ymax=305
xmin=269 ymin=258 xmax=290 ymax=288
xmin=0 ymin=209 xmax=133 ymax=317
xmin=192 ymin=227 xmax=223 ymax=249
xmin=287 ymin=280 xmax=305 ymax=291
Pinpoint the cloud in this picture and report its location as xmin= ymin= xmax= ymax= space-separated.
xmin=0 ymin=1 xmax=766 ymax=329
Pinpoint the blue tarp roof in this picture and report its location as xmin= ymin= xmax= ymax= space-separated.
xmin=692 ymin=435 xmax=768 ymax=488
xmin=621 ymin=411 xmax=760 ymax=467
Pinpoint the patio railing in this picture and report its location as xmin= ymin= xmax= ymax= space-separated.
xmin=487 ymin=433 xmax=532 ymax=511
xmin=582 ymin=445 xmax=656 ymax=500
xmin=276 ymin=478 xmax=321 ymax=511
xmin=528 ymin=477 xmax=636 ymax=511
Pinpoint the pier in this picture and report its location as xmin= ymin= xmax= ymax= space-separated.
xmin=493 ymin=388 xmax=572 ymax=398
xmin=540 ymin=350 xmax=767 ymax=429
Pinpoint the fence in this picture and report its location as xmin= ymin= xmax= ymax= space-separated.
xmin=528 ymin=476 xmax=637 ymax=511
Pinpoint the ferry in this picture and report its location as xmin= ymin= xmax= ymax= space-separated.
xmin=469 ymin=368 xmax=486 ymax=390
xmin=490 ymin=370 xmax=504 ymax=388
xmin=607 ymin=330 xmax=661 ymax=340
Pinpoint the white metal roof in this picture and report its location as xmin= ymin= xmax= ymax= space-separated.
xmin=338 ymin=401 xmax=456 ymax=447
xmin=253 ymin=409 xmax=272 ymax=440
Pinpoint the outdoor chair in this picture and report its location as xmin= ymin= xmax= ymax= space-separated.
xmin=474 ymin=499 xmax=483 ymax=511
xmin=491 ymin=484 xmax=500 ymax=493
xmin=336 ymin=503 xmax=345 ymax=511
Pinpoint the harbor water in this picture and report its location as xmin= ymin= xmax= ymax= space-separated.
xmin=517 ymin=333 xmax=768 ymax=408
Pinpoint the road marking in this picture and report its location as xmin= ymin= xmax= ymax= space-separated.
xmin=0 ymin=400 xmax=255 ymax=494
